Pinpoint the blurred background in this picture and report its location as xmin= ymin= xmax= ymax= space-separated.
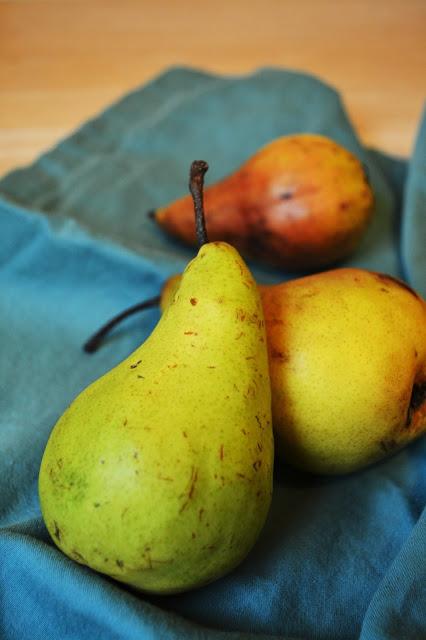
xmin=0 ymin=0 xmax=425 ymax=177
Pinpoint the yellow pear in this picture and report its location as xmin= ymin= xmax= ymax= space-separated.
xmin=39 ymin=162 xmax=273 ymax=594
xmin=262 ymin=269 xmax=426 ymax=474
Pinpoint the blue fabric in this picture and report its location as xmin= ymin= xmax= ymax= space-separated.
xmin=0 ymin=67 xmax=425 ymax=639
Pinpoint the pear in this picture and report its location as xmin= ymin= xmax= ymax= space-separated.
xmin=262 ymin=268 xmax=426 ymax=474
xmin=91 ymin=267 xmax=426 ymax=475
xmin=39 ymin=162 xmax=273 ymax=594
xmin=152 ymin=134 xmax=374 ymax=271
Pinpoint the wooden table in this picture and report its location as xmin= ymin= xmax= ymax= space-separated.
xmin=1 ymin=0 xmax=425 ymax=178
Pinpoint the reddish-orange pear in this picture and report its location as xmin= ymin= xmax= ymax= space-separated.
xmin=153 ymin=135 xmax=374 ymax=271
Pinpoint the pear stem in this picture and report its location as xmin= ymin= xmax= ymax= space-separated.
xmin=83 ymin=296 xmax=161 ymax=353
xmin=189 ymin=160 xmax=209 ymax=247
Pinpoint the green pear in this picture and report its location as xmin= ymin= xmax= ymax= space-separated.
xmin=39 ymin=165 xmax=273 ymax=593
xmin=262 ymin=268 xmax=426 ymax=474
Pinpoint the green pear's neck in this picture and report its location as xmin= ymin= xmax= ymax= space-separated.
xmin=177 ymin=243 xmax=257 ymax=305
xmin=117 ymin=242 xmax=261 ymax=368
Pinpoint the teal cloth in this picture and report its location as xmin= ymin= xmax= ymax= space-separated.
xmin=0 ymin=67 xmax=425 ymax=640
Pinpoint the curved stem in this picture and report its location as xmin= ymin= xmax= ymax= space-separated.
xmin=189 ymin=160 xmax=209 ymax=247
xmin=83 ymin=296 xmax=161 ymax=353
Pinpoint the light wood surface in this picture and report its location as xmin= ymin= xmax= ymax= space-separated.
xmin=1 ymin=0 xmax=425 ymax=178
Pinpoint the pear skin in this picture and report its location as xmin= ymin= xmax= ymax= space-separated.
xmin=39 ymin=243 xmax=273 ymax=594
xmin=159 ymin=273 xmax=182 ymax=313
xmin=154 ymin=135 xmax=374 ymax=271
xmin=159 ymin=269 xmax=426 ymax=474
xmin=262 ymin=269 xmax=426 ymax=474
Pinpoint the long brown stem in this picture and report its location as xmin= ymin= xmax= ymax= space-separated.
xmin=83 ymin=296 xmax=160 ymax=353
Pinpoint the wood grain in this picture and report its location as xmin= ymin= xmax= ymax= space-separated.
xmin=1 ymin=0 xmax=425 ymax=177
